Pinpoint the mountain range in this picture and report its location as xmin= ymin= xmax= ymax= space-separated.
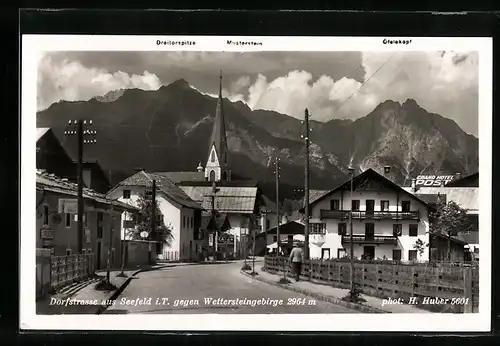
xmin=36 ymin=79 xmax=479 ymax=200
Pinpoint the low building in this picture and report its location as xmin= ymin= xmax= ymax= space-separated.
xmin=255 ymin=221 xmax=304 ymax=256
xmin=36 ymin=128 xmax=75 ymax=181
xmin=303 ymin=167 xmax=431 ymax=262
xmin=36 ymin=170 xmax=138 ymax=270
xmin=404 ymin=172 xmax=479 ymax=257
xmin=107 ymin=170 xmax=205 ymax=262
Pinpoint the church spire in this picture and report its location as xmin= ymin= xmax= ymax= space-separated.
xmin=205 ymin=70 xmax=231 ymax=182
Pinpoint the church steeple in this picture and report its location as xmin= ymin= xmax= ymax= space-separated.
xmin=205 ymin=70 xmax=231 ymax=182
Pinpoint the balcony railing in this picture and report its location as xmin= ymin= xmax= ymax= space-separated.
xmin=320 ymin=210 xmax=420 ymax=221
xmin=341 ymin=234 xmax=398 ymax=245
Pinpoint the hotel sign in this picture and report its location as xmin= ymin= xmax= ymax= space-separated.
xmin=415 ymin=175 xmax=455 ymax=187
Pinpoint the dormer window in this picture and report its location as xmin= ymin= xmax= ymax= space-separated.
xmin=211 ymin=151 xmax=215 ymax=162
xmin=123 ymin=189 xmax=131 ymax=199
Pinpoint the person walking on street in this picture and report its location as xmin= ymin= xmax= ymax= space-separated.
xmin=289 ymin=242 xmax=304 ymax=282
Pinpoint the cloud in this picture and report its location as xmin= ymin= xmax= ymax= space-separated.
xmin=239 ymin=51 xmax=478 ymax=135
xmin=37 ymin=50 xmax=478 ymax=135
xmin=37 ymin=54 xmax=161 ymax=110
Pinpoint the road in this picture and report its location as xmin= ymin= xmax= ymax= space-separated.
xmin=102 ymin=260 xmax=355 ymax=314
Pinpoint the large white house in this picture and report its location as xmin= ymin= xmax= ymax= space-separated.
xmin=305 ymin=168 xmax=431 ymax=261
xmin=107 ymin=170 xmax=204 ymax=261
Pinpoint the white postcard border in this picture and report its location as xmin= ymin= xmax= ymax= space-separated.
xmin=21 ymin=35 xmax=492 ymax=332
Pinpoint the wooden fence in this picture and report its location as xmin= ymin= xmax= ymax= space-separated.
xmin=50 ymin=253 xmax=94 ymax=291
xmin=265 ymin=256 xmax=479 ymax=313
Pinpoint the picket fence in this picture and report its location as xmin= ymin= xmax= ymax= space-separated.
xmin=265 ymin=256 xmax=479 ymax=313
xmin=50 ymin=253 xmax=95 ymax=291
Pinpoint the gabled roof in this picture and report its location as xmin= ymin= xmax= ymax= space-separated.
xmin=309 ymin=168 xmax=430 ymax=209
xmin=260 ymin=221 xmax=304 ymax=236
xmin=309 ymin=190 xmax=330 ymax=204
xmin=109 ymin=171 xmax=203 ymax=210
xmin=180 ymin=185 xmax=258 ymax=214
xmin=153 ymin=171 xmax=206 ymax=184
xmin=36 ymin=170 xmax=138 ymax=211
xmin=36 ymin=128 xmax=51 ymax=142
xmin=446 ymin=172 xmax=479 ymax=187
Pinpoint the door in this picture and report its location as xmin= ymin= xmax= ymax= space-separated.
xmin=366 ymin=199 xmax=375 ymax=218
xmin=365 ymin=223 xmax=375 ymax=241
xmin=364 ymin=246 xmax=375 ymax=260
xmin=321 ymin=248 xmax=330 ymax=260
xmin=97 ymin=241 xmax=102 ymax=269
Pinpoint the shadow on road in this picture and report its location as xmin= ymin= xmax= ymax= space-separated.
xmin=101 ymin=309 xmax=129 ymax=314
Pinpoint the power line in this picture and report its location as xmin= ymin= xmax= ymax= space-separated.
xmin=336 ymin=52 xmax=398 ymax=112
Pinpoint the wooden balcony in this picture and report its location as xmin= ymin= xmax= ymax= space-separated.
xmin=320 ymin=210 xmax=420 ymax=221
xmin=341 ymin=235 xmax=398 ymax=245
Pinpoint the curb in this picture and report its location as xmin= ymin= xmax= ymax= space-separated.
xmin=95 ymin=264 xmax=168 ymax=314
xmin=240 ymin=270 xmax=389 ymax=314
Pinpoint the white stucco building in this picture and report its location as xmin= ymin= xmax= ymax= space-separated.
xmin=107 ymin=170 xmax=204 ymax=261
xmin=305 ymin=168 xmax=431 ymax=261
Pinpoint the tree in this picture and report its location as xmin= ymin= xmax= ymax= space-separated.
xmin=127 ymin=192 xmax=173 ymax=247
xmin=429 ymin=200 xmax=471 ymax=262
xmin=413 ymin=238 xmax=427 ymax=261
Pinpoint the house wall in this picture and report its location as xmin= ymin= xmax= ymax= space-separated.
xmin=36 ymin=191 xmax=122 ymax=270
xmin=310 ymin=189 xmax=430 ymax=261
xmin=109 ymin=185 xmax=202 ymax=261
xmin=36 ymin=132 xmax=75 ymax=180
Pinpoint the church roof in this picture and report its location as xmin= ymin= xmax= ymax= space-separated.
xmin=153 ymin=171 xmax=205 ymax=183
xmin=180 ymin=185 xmax=258 ymax=214
xmin=207 ymin=71 xmax=229 ymax=167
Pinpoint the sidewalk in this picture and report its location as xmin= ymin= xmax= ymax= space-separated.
xmin=246 ymin=267 xmax=431 ymax=314
xmin=36 ymin=264 xmax=167 ymax=315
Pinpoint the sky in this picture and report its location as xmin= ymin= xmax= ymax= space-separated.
xmin=37 ymin=50 xmax=479 ymax=136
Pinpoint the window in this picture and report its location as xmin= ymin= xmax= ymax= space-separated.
xmin=408 ymin=250 xmax=417 ymax=261
xmin=309 ymin=223 xmax=326 ymax=235
xmin=222 ymin=171 xmax=228 ymax=181
xmin=183 ymin=216 xmax=186 ymax=229
xmin=211 ymin=150 xmax=215 ymax=162
xmin=123 ymin=189 xmax=131 ymax=199
xmin=65 ymin=213 xmax=71 ymax=228
xmin=97 ymin=212 xmax=103 ymax=238
xmin=393 ymin=224 xmax=402 ymax=237
xmin=365 ymin=223 xmax=375 ymax=240
xmin=191 ymin=217 xmax=194 ymax=228
xmin=330 ymin=199 xmax=340 ymax=211
xmin=351 ymin=200 xmax=360 ymax=211
xmin=401 ymin=201 xmax=411 ymax=212
xmin=84 ymin=212 xmax=88 ymax=227
xmin=409 ymin=224 xmax=418 ymax=237
xmin=43 ymin=205 xmax=49 ymax=225
xmin=273 ymin=236 xmax=277 ymax=242
xmin=337 ymin=248 xmax=346 ymax=258
xmin=266 ymin=219 xmax=270 ymax=229
xmin=338 ymin=223 xmax=347 ymax=235
xmin=392 ymin=249 xmax=402 ymax=261
xmin=209 ymin=170 xmax=215 ymax=182
xmin=380 ymin=200 xmax=389 ymax=211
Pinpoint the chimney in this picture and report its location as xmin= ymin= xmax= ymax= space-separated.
xmin=197 ymin=162 xmax=204 ymax=172
xmin=455 ymin=172 xmax=462 ymax=180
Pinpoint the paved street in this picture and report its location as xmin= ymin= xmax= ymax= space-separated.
xmin=103 ymin=261 xmax=355 ymax=314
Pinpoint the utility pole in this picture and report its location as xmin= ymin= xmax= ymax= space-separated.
xmin=211 ymin=181 xmax=218 ymax=262
xmin=64 ymin=120 xmax=96 ymax=254
xmin=150 ymin=179 xmax=157 ymax=265
xmin=301 ymin=109 xmax=311 ymax=260
xmin=348 ymin=167 xmax=355 ymax=295
xmin=275 ymin=156 xmax=280 ymax=258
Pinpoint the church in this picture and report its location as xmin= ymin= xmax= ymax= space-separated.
xmin=153 ymin=71 xmax=269 ymax=259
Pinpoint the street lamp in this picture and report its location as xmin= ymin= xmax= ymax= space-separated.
xmin=348 ymin=166 xmax=355 ymax=296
